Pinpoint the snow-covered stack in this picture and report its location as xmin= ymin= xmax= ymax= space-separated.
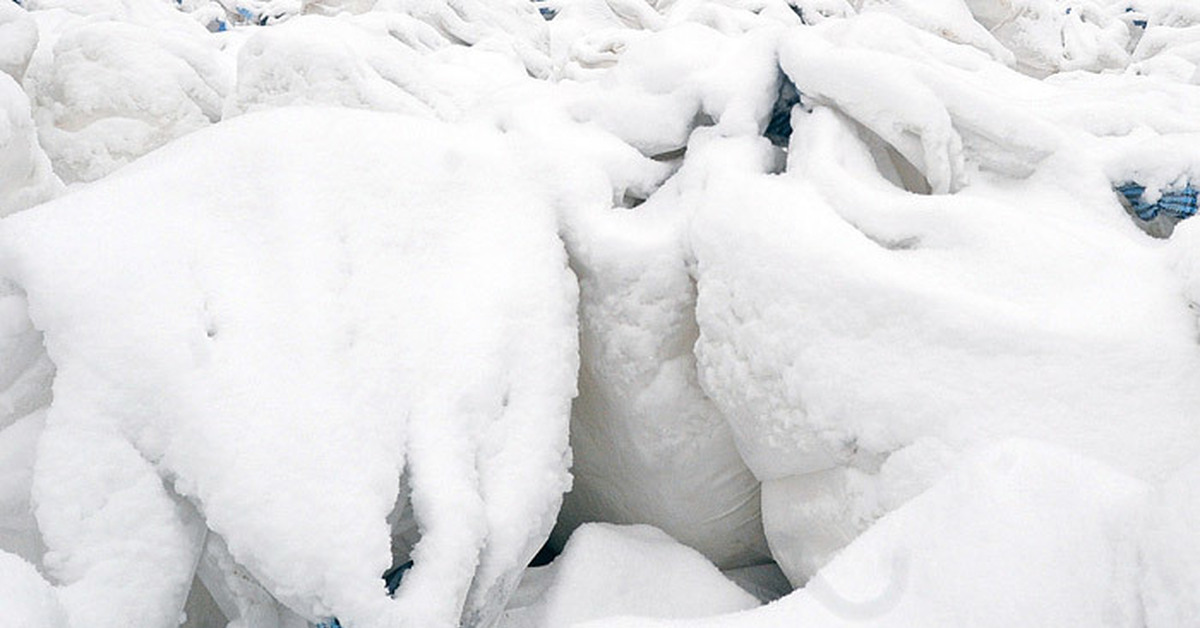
xmin=20 ymin=4 xmax=230 ymax=183
xmin=0 ymin=3 xmax=58 ymax=215
xmin=0 ymin=0 xmax=1198 ymax=627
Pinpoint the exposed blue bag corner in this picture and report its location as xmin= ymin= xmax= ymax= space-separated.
xmin=532 ymin=0 xmax=557 ymax=20
xmin=1124 ymin=6 xmax=1149 ymax=28
xmin=1116 ymin=182 xmax=1198 ymax=222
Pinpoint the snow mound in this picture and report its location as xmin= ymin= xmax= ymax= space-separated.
xmin=688 ymin=96 xmax=1200 ymax=583
xmin=553 ymin=198 xmax=768 ymax=569
xmin=1 ymin=2 xmax=1199 ymax=626
xmin=21 ymin=0 xmax=212 ymax=27
xmin=780 ymin=13 xmax=1063 ymax=194
xmin=0 ymin=550 xmax=68 ymax=628
xmin=545 ymin=13 xmax=785 ymax=571
xmin=504 ymin=523 xmax=758 ymax=628
xmin=582 ymin=440 xmax=1150 ymax=628
xmin=21 ymin=6 xmax=230 ymax=183
xmin=371 ymin=0 xmax=552 ymax=79
xmin=0 ymin=107 xmax=578 ymax=628
xmin=960 ymin=0 xmax=1130 ymax=75
xmin=1128 ymin=2 xmax=1200 ymax=82
xmin=0 ymin=280 xmax=52 ymax=436
xmin=229 ymin=12 xmax=534 ymax=121
xmin=857 ymin=0 xmax=1016 ymax=65
xmin=0 ymin=411 xmax=46 ymax=567
xmin=0 ymin=0 xmax=234 ymax=187
xmin=229 ymin=14 xmax=449 ymax=117
xmin=0 ymin=2 xmax=38 ymax=81
xmin=558 ymin=20 xmax=783 ymax=157
xmin=1140 ymin=457 xmax=1200 ymax=628
xmin=0 ymin=73 xmax=59 ymax=216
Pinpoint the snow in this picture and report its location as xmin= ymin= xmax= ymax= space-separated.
xmin=0 ymin=411 xmax=46 ymax=566
xmin=663 ymin=9 xmax=1200 ymax=586
xmin=553 ymin=193 xmax=768 ymax=569
xmin=959 ymin=0 xmax=1131 ymax=75
xmin=1 ymin=0 xmax=1200 ymax=626
xmin=582 ymin=440 xmax=1151 ymax=628
xmin=690 ymin=99 xmax=1200 ymax=581
xmin=0 ymin=107 xmax=578 ymax=628
xmin=0 ymin=73 xmax=59 ymax=216
xmin=229 ymin=14 xmax=450 ymax=117
xmin=858 ymin=0 xmax=1016 ymax=65
xmin=502 ymin=523 xmax=759 ymax=628
xmin=23 ymin=18 xmax=230 ymax=183
xmin=1140 ymin=457 xmax=1200 ymax=628
xmin=228 ymin=10 xmax=545 ymax=122
xmin=0 ymin=2 xmax=38 ymax=81
xmin=0 ymin=549 xmax=68 ymax=628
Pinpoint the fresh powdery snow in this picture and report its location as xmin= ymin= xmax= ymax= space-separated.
xmin=0 ymin=108 xmax=578 ymax=628
xmin=579 ymin=439 xmax=1154 ymax=628
xmin=1 ymin=0 xmax=1200 ymax=627
xmin=501 ymin=523 xmax=758 ymax=628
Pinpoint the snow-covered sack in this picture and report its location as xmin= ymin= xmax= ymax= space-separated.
xmin=0 ymin=108 xmax=578 ymax=628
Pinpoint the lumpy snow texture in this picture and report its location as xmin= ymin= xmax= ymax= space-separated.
xmin=0 ymin=2 xmax=38 ymax=81
xmin=2 ymin=0 xmax=1200 ymax=626
xmin=0 ymin=550 xmax=68 ymax=628
xmin=0 ymin=107 xmax=578 ymax=628
xmin=24 ymin=19 xmax=230 ymax=183
xmin=1140 ymin=457 xmax=1200 ymax=628
xmin=228 ymin=12 xmax=536 ymax=120
xmin=691 ymin=101 xmax=1200 ymax=582
xmin=681 ymin=11 xmax=1200 ymax=586
xmin=553 ymin=202 xmax=769 ymax=570
xmin=502 ymin=523 xmax=759 ymax=628
xmin=0 ymin=74 xmax=59 ymax=216
xmin=580 ymin=440 xmax=1152 ymax=628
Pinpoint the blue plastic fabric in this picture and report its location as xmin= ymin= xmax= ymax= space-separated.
xmin=1125 ymin=6 xmax=1149 ymax=28
xmin=532 ymin=0 xmax=556 ymax=20
xmin=765 ymin=77 xmax=802 ymax=147
xmin=1116 ymin=182 xmax=1198 ymax=221
xmin=382 ymin=561 xmax=413 ymax=595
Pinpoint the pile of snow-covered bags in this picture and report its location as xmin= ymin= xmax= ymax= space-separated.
xmin=2 ymin=0 xmax=1200 ymax=627
xmin=0 ymin=2 xmax=58 ymax=216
